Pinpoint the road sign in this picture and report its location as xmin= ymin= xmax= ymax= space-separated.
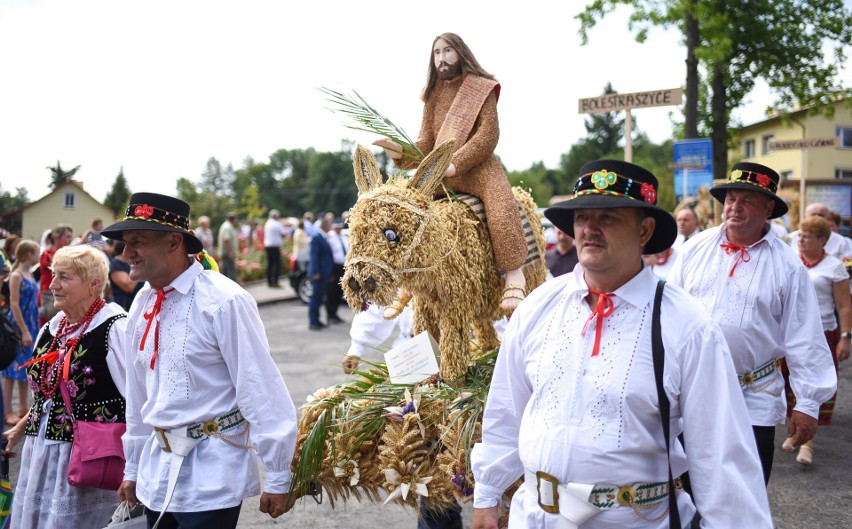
xmin=767 ymin=137 xmax=839 ymax=150
xmin=578 ymin=88 xmax=683 ymax=114
xmin=673 ymin=139 xmax=713 ymax=200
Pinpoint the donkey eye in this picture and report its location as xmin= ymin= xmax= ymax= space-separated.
xmin=383 ymin=228 xmax=400 ymax=243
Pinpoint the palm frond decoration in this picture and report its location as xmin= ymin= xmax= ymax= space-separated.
xmin=319 ymin=87 xmax=424 ymax=162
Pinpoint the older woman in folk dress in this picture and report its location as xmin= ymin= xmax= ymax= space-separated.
xmin=3 ymin=244 xmax=128 ymax=527
xmin=782 ymin=215 xmax=852 ymax=465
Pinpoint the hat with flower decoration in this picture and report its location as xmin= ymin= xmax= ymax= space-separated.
xmin=544 ymin=159 xmax=676 ymax=254
xmin=101 ymin=192 xmax=203 ymax=254
xmin=709 ymin=162 xmax=787 ymax=219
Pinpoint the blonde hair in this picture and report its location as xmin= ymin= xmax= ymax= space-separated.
xmin=51 ymin=244 xmax=110 ymax=295
xmin=799 ymin=215 xmax=831 ymax=242
xmin=12 ymin=239 xmax=39 ymax=273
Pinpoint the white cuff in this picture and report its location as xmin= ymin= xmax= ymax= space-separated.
xmin=473 ymin=482 xmax=504 ymax=509
xmin=264 ymin=469 xmax=294 ymax=494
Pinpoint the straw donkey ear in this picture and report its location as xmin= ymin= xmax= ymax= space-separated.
xmin=353 ymin=145 xmax=384 ymax=193
xmin=407 ymin=140 xmax=455 ymax=196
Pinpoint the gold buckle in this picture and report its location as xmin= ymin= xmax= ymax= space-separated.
xmin=740 ymin=372 xmax=755 ymax=385
xmin=617 ymin=485 xmax=636 ymax=506
xmin=155 ymin=427 xmax=172 ymax=453
xmin=203 ymin=420 xmax=219 ymax=435
xmin=535 ymin=471 xmax=560 ymax=514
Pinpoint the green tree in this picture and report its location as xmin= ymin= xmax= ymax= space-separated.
xmin=0 ymin=184 xmax=29 ymax=213
xmin=47 ymin=161 xmax=81 ymax=189
xmin=578 ymin=0 xmax=852 ymax=179
xmin=103 ymin=167 xmax=132 ymax=218
xmin=507 ymin=161 xmax=554 ymax=207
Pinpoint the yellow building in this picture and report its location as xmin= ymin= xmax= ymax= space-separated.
xmin=15 ymin=180 xmax=116 ymax=242
xmin=733 ymin=99 xmax=852 ymax=221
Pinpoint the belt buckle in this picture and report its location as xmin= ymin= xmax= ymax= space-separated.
xmin=155 ymin=427 xmax=172 ymax=453
xmin=740 ymin=371 xmax=755 ymax=385
xmin=535 ymin=471 xmax=560 ymax=514
xmin=617 ymin=485 xmax=636 ymax=506
xmin=203 ymin=420 xmax=219 ymax=436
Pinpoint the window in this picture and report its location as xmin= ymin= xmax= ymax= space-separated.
xmin=64 ymin=192 xmax=76 ymax=209
xmin=761 ymin=134 xmax=774 ymax=154
xmin=744 ymin=139 xmax=756 ymax=158
xmin=837 ymin=127 xmax=852 ymax=149
xmin=780 ymin=170 xmax=793 ymax=180
xmin=836 ymin=168 xmax=852 ymax=180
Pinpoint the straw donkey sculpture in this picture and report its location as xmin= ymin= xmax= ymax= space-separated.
xmin=342 ymin=141 xmax=546 ymax=380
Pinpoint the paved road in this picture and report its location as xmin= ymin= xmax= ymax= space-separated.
xmin=8 ymin=289 xmax=850 ymax=528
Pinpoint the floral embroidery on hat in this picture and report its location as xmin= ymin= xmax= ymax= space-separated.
xmin=756 ymin=173 xmax=770 ymax=187
xmin=134 ymin=204 xmax=154 ymax=219
xmin=591 ymin=170 xmax=618 ymax=190
xmin=640 ymin=182 xmax=656 ymax=204
xmin=730 ymin=169 xmax=744 ymax=181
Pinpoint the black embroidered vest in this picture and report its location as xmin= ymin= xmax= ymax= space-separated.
xmin=25 ymin=314 xmax=127 ymax=442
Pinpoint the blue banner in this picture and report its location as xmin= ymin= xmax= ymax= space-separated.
xmin=673 ymin=139 xmax=713 ymax=200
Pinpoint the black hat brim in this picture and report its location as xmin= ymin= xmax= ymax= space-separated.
xmin=101 ymin=219 xmax=204 ymax=254
xmin=709 ymin=183 xmax=788 ymax=219
xmin=544 ymin=194 xmax=677 ymax=255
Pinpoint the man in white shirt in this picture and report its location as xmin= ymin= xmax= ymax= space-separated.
xmin=472 ymin=160 xmax=771 ymax=529
xmin=264 ymin=209 xmax=288 ymax=288
xmin=669 ymin=162 xmax=837 ymax=484
xmin=103 ymin=193 xmax=298 ymax=528
xmin=325 ymin=215 xmax=348 ymax=324
xmin=788 ymin=202 xmax=852 ymax=260
xmin=672 ymin=207 xmax=701 ymax=248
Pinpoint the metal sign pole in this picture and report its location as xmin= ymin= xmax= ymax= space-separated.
xmin=625 ymin=109 xmax=633 ymax=163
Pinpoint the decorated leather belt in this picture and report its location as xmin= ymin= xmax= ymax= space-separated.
xmin=154 ymin=408 xmax=247 ymax=453
xmin=738 ymin=358 xmax=781 ymax=387
xmin=151 ymin=408 xmax=250 ymax=529
xmin=524 ymin=470 xmax=682 ymax=527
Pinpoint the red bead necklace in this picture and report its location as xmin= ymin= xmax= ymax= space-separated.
xmin=36 ymin=298 xmax=106 ymax=399
xmin=800 ymin=251 xmax=826 ymax=269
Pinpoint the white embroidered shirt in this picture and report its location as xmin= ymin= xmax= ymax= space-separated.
xmin=471 ymin=265 xmax=772 ymax=528
xmin=669 ymin=224 xmax=837 ymax=425
xmin=121 ymin=261 xmax=298 ymax=511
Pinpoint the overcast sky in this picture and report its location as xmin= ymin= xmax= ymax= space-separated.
xmin=1 ymin=0 xmax=849 ymax=204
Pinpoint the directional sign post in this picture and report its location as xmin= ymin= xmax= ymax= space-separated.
xmin=578 ymin=88 xmax=683 ymax=163
xmin=767 ymin=136 xmax=840 ymax=222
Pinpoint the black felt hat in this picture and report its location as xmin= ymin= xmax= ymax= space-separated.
xmin=709 ymin=162 xmax=788 ymax=219
xmin=544 ymin=159 xmax=677 ymax=254
xmin=101 ymin=192 xmax=203 ymax=253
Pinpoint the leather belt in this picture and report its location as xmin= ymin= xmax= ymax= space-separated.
xmin=524 ymin=470 xmax=681 ymax=528
xmin=150 ymin=408 xmax=247 ymax=529
xmin=738 ymin=358 xmax=781 ymax=387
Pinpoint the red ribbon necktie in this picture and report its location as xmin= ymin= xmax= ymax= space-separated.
xmin=720 ymin=242 xmax=752 ymax=278
xmin=581 ymin=290 xmax=615 ymax=357
xmin=140 ymin=288 xmax=174 ymax=369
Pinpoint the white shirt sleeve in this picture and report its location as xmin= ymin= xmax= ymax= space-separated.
xmin=674 ymin=321 xmax=773 ymax=527
xmin=347 ymin=305 xmax=400 ymax=358
xmin=213 ymin=292 xmax=298 ymax=494
xmin=470 ymin=313 xmax=530 ymax=508
xmin=122 ymin=294 xmax=153 ymax=483
xmin=782 ymin=266 xmax=838 ymax=418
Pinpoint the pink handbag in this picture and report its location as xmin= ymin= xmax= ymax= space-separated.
xmin=60 ymin=381 xmax=126 ymax=490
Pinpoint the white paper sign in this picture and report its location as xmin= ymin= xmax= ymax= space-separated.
xmin=384 ymin=331 xmax=440 ymax=384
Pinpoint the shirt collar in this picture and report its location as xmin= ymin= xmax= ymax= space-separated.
xmin=568 ymin=263 xmax=657 ymax=311
xmin=719 ymin=222 xmax=775 ymax=248
xmin=167 ymin=259 xmax=203 ymax=296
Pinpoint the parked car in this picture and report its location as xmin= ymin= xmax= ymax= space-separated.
xmin=288 ymin=250 xmax=312 ymax=304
